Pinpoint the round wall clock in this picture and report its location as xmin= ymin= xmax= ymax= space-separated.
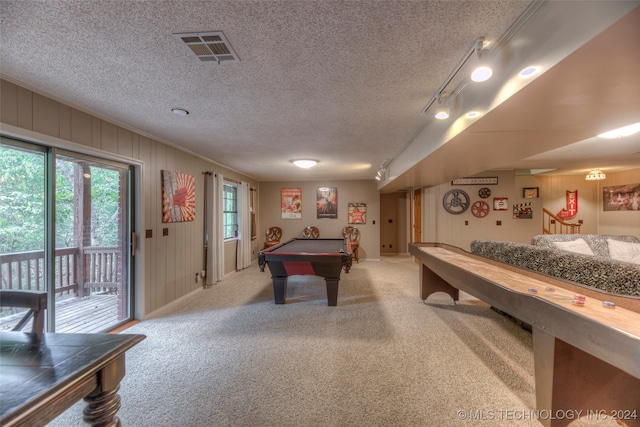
xmin=442 ymin=189 xmax=470 ymax=214
xmin=471 ymin=201 xmax=490 ymax=218
xmin=478 ymin=187 xmax=491 ymax=198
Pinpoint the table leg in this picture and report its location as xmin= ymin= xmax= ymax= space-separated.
xmin=533 ymin=326 xmax=640 ymax=427
xmin=419 ymin=263 xmax=459 ymax=302
xmin=272 ymin=277 xmax=288 ymax=304
xmin=83 ymin=354 xmax=126 ymax=427
xmin=325 ymin=278 xmax=339 ymax=306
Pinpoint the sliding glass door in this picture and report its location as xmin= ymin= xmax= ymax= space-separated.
xmin=0 ymin=136 xmax=133 ymax=333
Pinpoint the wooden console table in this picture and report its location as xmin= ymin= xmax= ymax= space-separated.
xmin=0 ymin=331 xmax=145 ymax=426
xmin=409 ymin=242 xmax=640 ymax=427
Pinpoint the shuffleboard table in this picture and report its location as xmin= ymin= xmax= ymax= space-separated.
xmin=409 ymin=242 xmax=640 ymax=427
xmin=258 ymin=238 xmax=353 ymax=306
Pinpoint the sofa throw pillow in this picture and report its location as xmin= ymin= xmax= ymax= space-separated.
xmin=553 ymin=238 xmax=594 ymax=255
xmin=608 ymin=239 xmax=640 ymax=264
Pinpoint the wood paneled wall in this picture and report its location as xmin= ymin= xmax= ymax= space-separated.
xmin=1 ymin=79 xmax=259 ymax=318
xmin=517 ymin=168 xmax=640 ymax=237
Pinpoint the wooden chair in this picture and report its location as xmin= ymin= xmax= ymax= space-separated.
xmin=264 ymin=227 xmax=283 ymax=249
xmin=302 ymin=226 xmax=320 ymax=239
xmin=0 ymin=290 xmax=48 ymax=346
xmin=342 ymin=226 xmax=361 ymax=263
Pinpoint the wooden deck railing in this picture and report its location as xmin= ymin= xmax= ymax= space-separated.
xmin=542 ymin=208 xmax=581 ymax=234
xmin=83 ymin=246 xmax=122 ymax=294
xmin=0 ymin=246 xmax=121 ymax=297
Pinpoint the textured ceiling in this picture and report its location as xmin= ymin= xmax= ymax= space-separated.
xmin=1 ymin=1 xmax=639 ymax=188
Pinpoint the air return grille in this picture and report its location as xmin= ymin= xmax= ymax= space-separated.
xmin=173 ymin=31 xmax=239 ymax=63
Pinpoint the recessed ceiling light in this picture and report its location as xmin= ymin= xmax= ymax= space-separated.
xmin=292 ymin=159 xmax=318 ymax=169
xmin=519 ymin=66 xmax=538 ymax=77
xmin=597 ymin=122 xmax=640 ymax=139
xmin=171 ymin=108 xmax=190 ymax=116
xmin=466 ymin=111 xmax=480 ymax=118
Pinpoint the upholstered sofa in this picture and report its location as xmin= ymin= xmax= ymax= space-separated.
xmin=470 ymin=234 xmax=640 ymax=297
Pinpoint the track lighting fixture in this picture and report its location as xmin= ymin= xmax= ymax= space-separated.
xmin=374 ymin=159 xmax=391 ymax=181
xmin=434 ymin=95 xmax=450 ymax=120
xmin=470 ymin=38 xmax=492 ymax=83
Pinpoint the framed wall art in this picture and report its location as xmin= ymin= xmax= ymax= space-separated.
xmin=348 ymin=203 xmax=366 ymax=224
xmin=603 ymin=183 xmax=640 ymax=211
xmin=523 ymin=187 xmax=539 ymax=198
xmin=317 ymin=187 xmax=338 ymax=219
xmin=493 ymin=197 xmax=508 ymax=211
xmin=161 ymin=170 xmax=196 ymax=223
xmin=281 ymin=188 xmax=302 ymax=219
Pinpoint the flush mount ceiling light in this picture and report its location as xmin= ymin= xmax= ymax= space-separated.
xmin=597 ymin=122 xmax=640 ymax=139
xmin=171 ymin=108 xmax=190 ymax=116
xmin=585 ymin=169 xmax=606 ymax=181
xmin=292 ymin=159 xmax=318 ymax=169
xmin=470 ymin=38 xmax=493 ymax=83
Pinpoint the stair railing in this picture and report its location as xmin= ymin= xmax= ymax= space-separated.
xmin=542 ymin=208 xmax=581 ymax=234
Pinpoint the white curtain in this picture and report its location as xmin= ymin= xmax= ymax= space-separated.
xmin=236 ymin=181 xmax=252 ymax=270
xmin=204 ymin=172 xmax=225 ymax=285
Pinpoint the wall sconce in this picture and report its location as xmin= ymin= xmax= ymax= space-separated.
xmin=585 ymin=169 xmax=606 ymax=181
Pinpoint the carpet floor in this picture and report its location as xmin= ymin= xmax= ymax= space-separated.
xmin=48 ymin=255 xmax=618 ymax=427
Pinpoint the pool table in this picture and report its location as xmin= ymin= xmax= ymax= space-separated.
xmin=258 ymin=238 xmax=353 ymax=306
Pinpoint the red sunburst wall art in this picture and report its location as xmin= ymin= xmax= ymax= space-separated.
xmin=161 ymin=170 xmax=196 ymax=222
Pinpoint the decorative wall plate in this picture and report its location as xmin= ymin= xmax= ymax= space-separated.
xmin=443 ymin=189 xmax=470 ymax=215
xmin=478 ymin=187 xmax=491 ymax=198
xmin=471 ymin=201 xmax=490 ymax=218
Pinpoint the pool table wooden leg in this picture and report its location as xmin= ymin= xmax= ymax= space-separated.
xmin=326 ymin=278 xmax=339 ymax=306
xmin=272 ymin=277 xmax=288 ymax=304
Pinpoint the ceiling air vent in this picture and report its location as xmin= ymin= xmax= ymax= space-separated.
xmin=173 ymin=31 xmax=239 ymax=63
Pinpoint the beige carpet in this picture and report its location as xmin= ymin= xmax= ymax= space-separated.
xmin=48 ymin=255 xmax=618 ymax=427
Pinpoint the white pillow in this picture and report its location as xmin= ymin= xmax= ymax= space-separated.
xmin=607 ymin=239 xmax=640 ymax=264
xmin=553 ymin=238 xmax=594 ymax=256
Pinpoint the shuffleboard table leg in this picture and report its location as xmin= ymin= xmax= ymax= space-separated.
xmin=272 ymin=277 xmax=288 ymax=304
xmin=419 ymin=263 xmax=459 ymax=303
xmin=533 ymin=326 xmax=640 ymax=427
